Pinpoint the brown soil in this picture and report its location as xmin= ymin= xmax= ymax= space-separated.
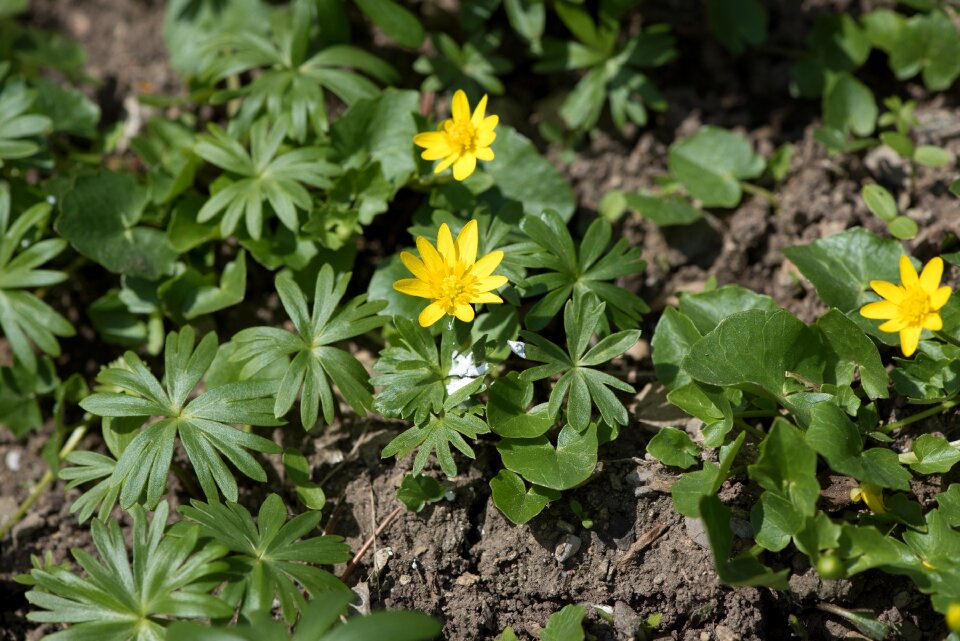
xmin=3 ymin=0 xmax=960 ymax=640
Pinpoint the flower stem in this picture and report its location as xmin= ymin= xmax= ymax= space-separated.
xmin=883 ymin=398 xmax=960 ymax=433
xmin=0 ymin=421 xmax=90 ymax=541
xmin=734 ymin=418 xmax=767 ymax=440
xmin=741 ymin=182 xmax=780 ymax=211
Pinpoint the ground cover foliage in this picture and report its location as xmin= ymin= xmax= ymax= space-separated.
xmin=3 ymin=0 xmax=960 ymax=639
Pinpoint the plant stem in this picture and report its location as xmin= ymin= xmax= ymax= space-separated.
xmin=0 ymin=421 xmax=89 ymax=540
xmin=338 ymin=504 xmax=404 ymax=582
xmin=883 ymin=399 xmax=960 ymax=433
xmin=741 ymin=182 xmax=780 ymax=210
xmin=734 ymin=418 xmax=767 ymax=440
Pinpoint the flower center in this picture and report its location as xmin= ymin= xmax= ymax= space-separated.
xmin=448 ymin=121 xmax=478 ymax=153
xmin=440 ymin=274 xmax=467 ymax=302
xmin=900 ymin=290 xmax=930 ymax=326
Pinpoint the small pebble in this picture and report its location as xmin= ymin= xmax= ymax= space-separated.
xmin=398 ymin=574 xmax=412 ymax=586
xmin=554 ymin=534 xmax=581 ymax=563
xmin=5 ymin=449 xmax=21 ymax=472
xmin=454 ymin=572 xmax=479 ymax=586
xmin=373 ymin=547 xmax=393 ymax=575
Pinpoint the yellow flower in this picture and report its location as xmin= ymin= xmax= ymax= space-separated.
xmin=850 ymin=483 xmax=886 ymax=514
xmin=393 ymin=220 xmax=508 ymax=327
xmin=413 ymin=89 xmax=497 ymax=181
xmin=947 ymin=603 xmax=960 ymax=632
xmin=859 ymin=256 xmax=951 ymax=357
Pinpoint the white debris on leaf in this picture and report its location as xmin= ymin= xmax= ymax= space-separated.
xmin=445 ymin=350 xmax=488 ymax=395
xmin=507 ymin=340 xmax=526 ymax=358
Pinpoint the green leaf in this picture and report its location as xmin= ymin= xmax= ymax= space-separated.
xmin=489 ymin=469 xmax=560 ymax=525
xmin=887 ymin=215 xmax=917 ymax=240
xmin=647 ymin=427 xmax=699 ymax=469
xmin=784 ymin=227 xmax=904 ymax=312
xmin=353 ymin=0 xmax=424 ymax=48
xmin=26 ymin=502 xmax=232 ymax=637
xmin=331 ymin=88 xmax=419 ymax=185
xmin=651 ymin=306 xmax=703 ymax=390
xmin=682 ymin=309 xmax=826 ymax=412
xmin=159 ymin=250 xmax=247 ymax=322
xmin=486 ymin=373 xmax=554 ymax=438
xmin=541 ymin=605 xmax=586 ymax=641
xmin=678 ymin=285 xmax=779 ymax=334
xmin=806 ymin=402 xmax=912 ymax=490
xmin=880 ymin=131 xmax=915 ymax=158
xmin=623 ymin=191 xmax=703 ymax=226
xmin=862 ymin=184 xmax=897 ymax=221
xmin=0 ymin=187 xmax=73 ymax=372
xmin=808 ymin=14 xmax=871 ymax=72
xmin=504 ymin=0 xmax=545 ymax=50
xmin=698 ymin=494 xmax=790 ymax=588
xmin=670 ymin=432 xmax=746 ymax=517
xmin=668 ymin=126 xmax=765 ymax=208
xmin=56 ymin=170 xmax=177 ymax=280
xmin=498 ymin=423 xmax=599 ymax=491
xmin=397 ymin=473 xmax=447 ymax=513
xmin=31 ymin=77 xmax=100 ymax=137
xmin=748 ymin=419 xmax=820 ymax=517
xmin=80 ymin=327 xmax=283 ymax=507
xmin=284 ymin=448 xmax=326 ymax=511
xmin=709 ymin=0 xmax=768 ymax=55
xmin=164 ymin=0 xmax=269 ymax=77
xmin=914 ymin=145 xmax=954 ymax=167
xmin=0 ymin=82 xmax=51 ymax=165
xmin=816 ymin=309 xmax=888 ymax=400
xmin=233 ymin=265 xmax=386 ymax=429
xmin=484 ymin=126 xmax=576 ymax=221
xmin=382 ymin=411 xmax=489 ymax=478
xmin=179 ymin=494 xmax=350 ymax=624
xmin=823 ymin=72 xmax=877 ymax=137
xmin=908 ymin=435 xmax=960 ymax=475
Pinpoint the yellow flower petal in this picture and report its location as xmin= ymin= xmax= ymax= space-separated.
xmin=919 ymin=257 xmax=944 ymax=293
xmin=451 ymin=89 xmax=470 ymax=122
xmin=923 ymin=314 xmax=943 ymax=331
xmin=400 ymin=251 xmax=431 ymax=282
xmin=413 ymin=131 xmax=450 ymax=152
xmin=870 ymin=280 xmax=903 ymax=303
xmin=931 ymin=286 xmax=952 ymax=310
xmin=418 ymin=301 xmax=447 ymax=327
xmin=879 ymin=317 xmax=908 ymax=332
xmin=860 ymin=300 xmax=899 ymax=320
xmin=900 ymin=326 xmax=922 ymax=357
xmin=416 ymin=236 xmax=445 ymax=273
xmin=860 ymin=484 xmax=886 ymax=514
xmin=475 ymin=274 xmax=508 ymax=292
xmin=434 ymin=154 xmax=457 ymax=174
xmin=470 ymin=250 xmax=504 ymax=278
xmin=393 ymin=278 xmax=434 ymax=299
xmin=471 ymin=94 xmax=488 ymax=125
xmin=436 ymin=223 xmax=456 ymax=266
xmin=475 ymin=147 xmax=494 ymax=161
xmin=456 ymin=220 xmax=478 ymax=266
xmin=470 ymin=292 xmax=503 ymax=304
xmin=480 ymin=115 xmax=499 ymax=131
xmin=452 ymin=154 xmax=477 ymax=181
xmin=900 ymin=255 xmax=919 ymax=288
xmin=454 ymin=302 xmax=475 ymax=322
xmin=478 ymin=129 xmax=496 ymax=148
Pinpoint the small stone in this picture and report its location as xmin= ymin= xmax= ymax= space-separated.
xmin=715 ymin=624 xmax=736 ymax=641
xmin=5 ymin=449 xmax=21 ymax=472
xmin=684 ymin=516 xmax=710 ymax=549
xmin=700 ymin=632 xmax=711 ymax=641
xmin=398 ymin=574 xmax=412 ymax=586
xmin=613 ymin=601 xmax=640 ymax=638
xmin=554 ymin=534 xmax=581 ymax=563
xmin=373 ymin=547 xmax=393 ymax=576
xmin=653 ymin=574 xmax=665 ymax=586
xmin=454 ymin=572 xmax=479 ymax=586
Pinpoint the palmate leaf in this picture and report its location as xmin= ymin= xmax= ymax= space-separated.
xmin=0 ymin=183 xmax=74 ymax=372
xmin=194 ymin=118 xmax=340 ymax=239
xmin=177 ymin=494 xmax=350 ymax=624
xmin=380 ymin=378 xmax=490 ymax=478
xmin=202 ymin=0 xmax=397 ymax=140
xmin=26 ymin=502 xmax=232 ymax=641
xmin=79 ymin=326 xmax=284 ymax=508
xmin=231 ymin=264 xmax=387 ymax=429
xmin=0 ymin=80 xmax=52 ymax=166
xmin=59 ymin=450 xmax=120 ymax=524
xmin=520 ymin=291 xmax=640 ymax=432
xmin=371 ymin=317 xmax=448 ymax=424
xmin=517 ymin=209 xmax=648 ymax=332
xmin=168 ymin=592 xmax=441 ymax=641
